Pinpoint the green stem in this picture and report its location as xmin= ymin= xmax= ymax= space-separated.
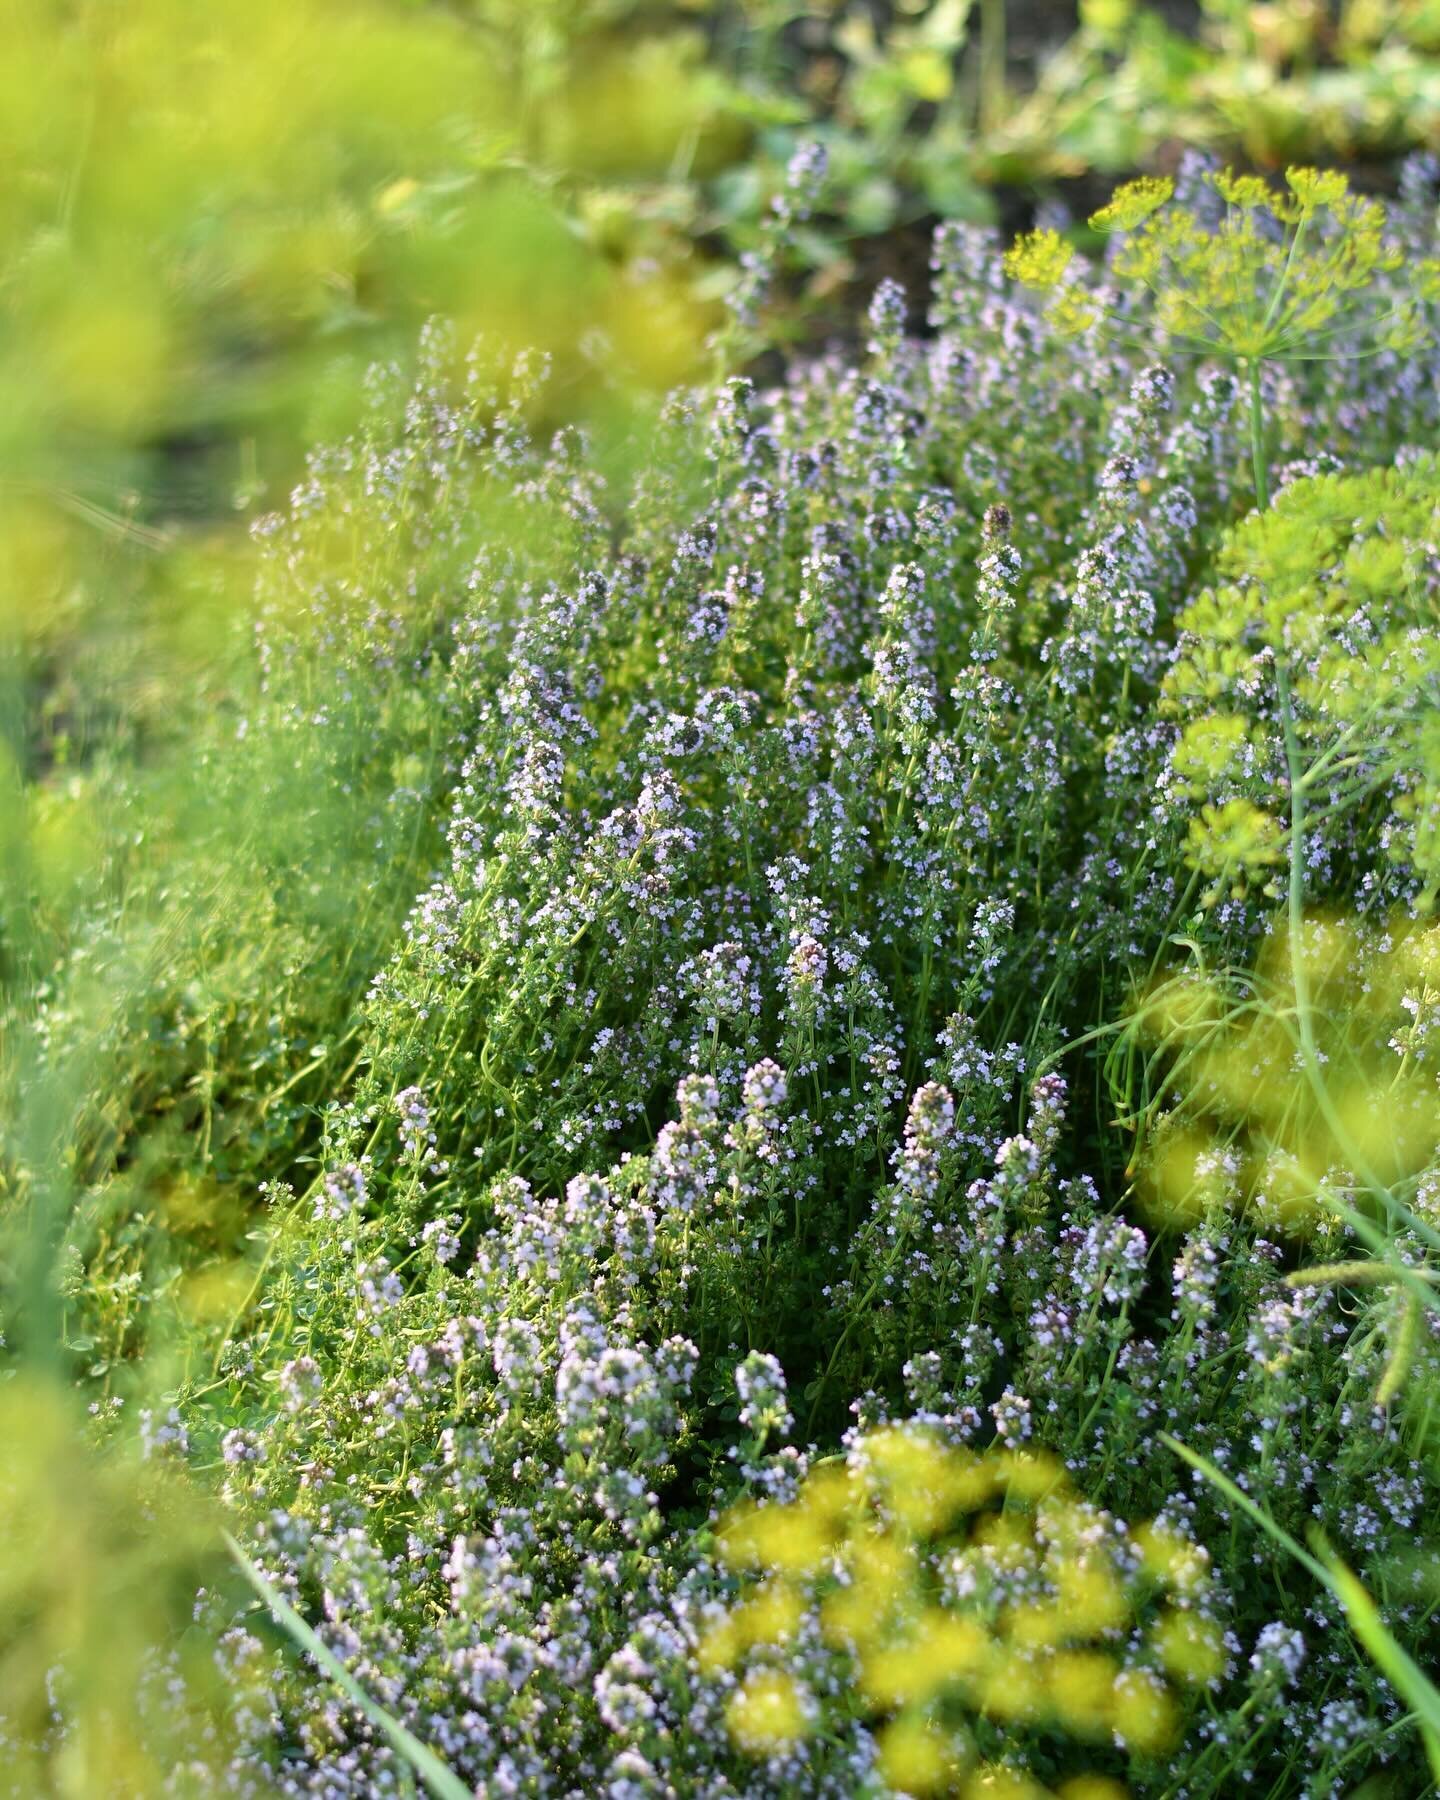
xmin=1243 ymin=361 xmax=1384 ymax=1194
xmin=1274 ymin=663 xmax=1412 ymax=1222
xmin=979 ymin=0 xmax=1007 ymax=136
xmin=1247 ymin=356 xmax=1269 ymax=511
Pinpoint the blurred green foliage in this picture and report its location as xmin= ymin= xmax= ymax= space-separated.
xmin=0 ymin=0 xmax=734 ymax=719
xmin=3 ymin=0 xmax=1438 ymax=587
xmin=0 ymin=1374 xmax=232 ymax=1797
xmin=0 ymin=3 xmax=1433 ymax=750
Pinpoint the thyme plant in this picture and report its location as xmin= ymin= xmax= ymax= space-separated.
xmin=4 ymin=157 xmax=1440 ymax=1799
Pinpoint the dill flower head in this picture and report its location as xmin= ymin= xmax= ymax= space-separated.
xmin=706 ymin=1427 xmax=1223 ymax=1784
xmin=725 ymin=1666 xmax=816 ymax=1751
xmin=1010 ymin=166 xmax=1440 ymax=366
xmin=1134 ymin=908 xmax=1440 ymax=1241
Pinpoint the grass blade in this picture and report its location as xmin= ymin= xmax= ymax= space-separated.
xmin=225 ymin=1532 xmax=473 ymax=1800
xmin=1160 ymin=1432 xmax=1326 ymax=1579
xmin=1162 ymin=1434 xmax=1440 ymax=1780
xmin=1319 ymin=1551 xmax=1440 ymax=1781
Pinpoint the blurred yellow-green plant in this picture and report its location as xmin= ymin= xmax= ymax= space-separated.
xmin=704 ymin=1428 xmax=1226 ymax=1793
xmin=0 ymin=0 xmax=734 ymax=737
xmin=1183 ymin=0 xmax=1440 ymax=164
xmin=0 ymin=0 xmax=745 ymax=950
xmin=1119 ymin=906 xmax=1440 ymax=1435
xmin=0 ymin=1374 xmax=233 ymax=1797
xmin=1125 ymin=912 xmax=1440 ymax=1234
